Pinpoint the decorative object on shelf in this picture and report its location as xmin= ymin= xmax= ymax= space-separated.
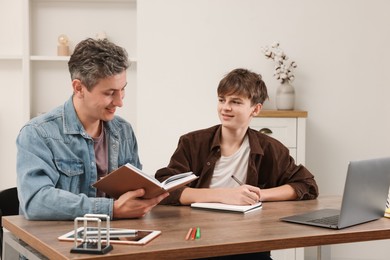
xmin=57 ymin=34 xmax=70 ymax=56
xmin=275 ymin=81 xmax=295 ymax=110
xmin=261 ymin=42 xmax=297 ymax=110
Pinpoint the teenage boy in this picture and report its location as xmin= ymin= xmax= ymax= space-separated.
xmin=16 ymin=38 xmax=168 ymax=220
xmin=155 ymin=68 xmax=318 ymax=259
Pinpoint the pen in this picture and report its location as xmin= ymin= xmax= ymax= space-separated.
xmin=82 ymin=229 xmax=137 ymax=236
xmin=190 ymin=227 xmax=197 ymax=240
xmin=231 ymin=175 xmax=244 ymax=185
xmin=195 ymin=227 xmax=201 ymax=239
xmin=185 ymin=228 xmax=193 ymax=240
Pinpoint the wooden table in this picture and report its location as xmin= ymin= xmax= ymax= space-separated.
xmin=3 ymin=196 xmax=390 ymax=259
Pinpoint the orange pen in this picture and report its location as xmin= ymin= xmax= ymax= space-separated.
xmin=185 ymin=228 xmax=193 ymax=240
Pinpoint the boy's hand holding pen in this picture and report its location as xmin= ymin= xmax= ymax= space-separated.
xmin=231 ymin=175 xmax=261 ymax=203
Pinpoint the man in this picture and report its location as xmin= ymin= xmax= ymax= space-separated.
xmin=155 ymin=68 xmax=318 ymax=259
xmin=16 ymin=38 xmax=168 ymax=220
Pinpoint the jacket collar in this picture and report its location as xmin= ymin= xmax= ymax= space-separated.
xmin=62 ymin=96 xmax=84 ymax=135
xmin=62 ymin=96 xmax=121 ymax=139
xmin=210 ymin=125 xmax=222 ymax=151
xmin=247 ymin=128 xmax=264 ymax=156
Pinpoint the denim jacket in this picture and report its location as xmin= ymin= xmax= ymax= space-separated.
xmin=16 ymin=96 xmax=141 ymax=220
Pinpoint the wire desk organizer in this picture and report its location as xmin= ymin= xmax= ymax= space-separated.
xmin=70 ymin=214 xmax=113 ymax=254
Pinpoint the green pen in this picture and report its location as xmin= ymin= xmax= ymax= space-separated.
xmin=195 ymin=227 xmax=201 ymax=239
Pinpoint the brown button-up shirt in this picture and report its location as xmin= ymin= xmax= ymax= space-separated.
xmin=155 ymin=125 xmax=319 ymax=205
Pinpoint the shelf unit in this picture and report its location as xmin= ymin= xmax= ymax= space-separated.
xmin=0 ymin=55 xmax=23 ymax=60
xmin=22 ymin=0 xmax=137 ymax=122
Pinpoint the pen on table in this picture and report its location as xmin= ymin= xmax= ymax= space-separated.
xmin=195 ymin=227 xmax=201 ymax=239
xmin=190 ymin=227 xmax=197 ymax=240
xmin=231 ymin=175 xmax=244 ymax=185
xmin=185 ymin=228 xmax=193 ymax=240
xmin=83 ymin=229 xmax=137 ymax=236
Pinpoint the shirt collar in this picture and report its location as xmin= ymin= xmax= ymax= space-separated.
xmin=211 ymin=125 xmax=264 ymax=155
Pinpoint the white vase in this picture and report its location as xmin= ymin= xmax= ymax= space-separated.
xmin=276 ymin=81 xmax=295 ymax=110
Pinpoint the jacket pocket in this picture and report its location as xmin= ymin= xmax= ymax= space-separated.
xmin=54 ymin=158 xmax=84 ymax=193
xmin=54 ymin=158 xmax=84 ymax=177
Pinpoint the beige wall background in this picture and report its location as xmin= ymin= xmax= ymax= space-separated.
xmin=137 ymin=1 xmax=390 ymax=259
xmin=0 ymin=0 xmax=23 ymax=190
xmin=138 ymin=0 xmax=390 ymax=196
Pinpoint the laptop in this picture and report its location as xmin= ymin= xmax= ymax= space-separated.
xmin=280 ymin=157 xmax=390 ymax=229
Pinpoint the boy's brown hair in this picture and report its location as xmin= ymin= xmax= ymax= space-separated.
xmin=217 ymin=68 xmax=269 ymax=105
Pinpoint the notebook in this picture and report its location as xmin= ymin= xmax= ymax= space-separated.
xmin=191 ymin=201 xmax=262 ymax=213
xmin=280 ymin=157 xmax=390 ymax=229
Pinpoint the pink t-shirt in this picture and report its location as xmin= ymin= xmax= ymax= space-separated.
xmin=93 ymin=126 xmax=108 ymax=197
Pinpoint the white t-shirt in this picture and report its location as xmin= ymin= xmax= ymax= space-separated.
xmin=209 ymin=135 xmax=250 ymax=188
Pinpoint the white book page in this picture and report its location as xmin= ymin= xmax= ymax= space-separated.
xmin=162 ymin=172 xmax=194 ymax=185
xmin=125 ymin=163 xmax=161 ymax=186
xmin=191 ymin=202 xmax=262 ymax=213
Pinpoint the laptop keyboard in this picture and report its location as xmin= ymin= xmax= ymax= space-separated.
xmin=307 ymin=215 xmax=339 ymax=225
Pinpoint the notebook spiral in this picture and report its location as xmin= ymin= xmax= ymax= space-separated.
xmin=387 ymin=194 xmax=390 ymax=209
xmin=386 ymin=189 xmax=390 ymax=208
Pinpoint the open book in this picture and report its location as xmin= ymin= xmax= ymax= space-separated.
xmin=93 ymin=163 xmax=198 ymax=199
xmin=191 ymin=202 xmax=262 ymax=214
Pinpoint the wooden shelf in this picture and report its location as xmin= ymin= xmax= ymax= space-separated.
xmin=256 ymin=110 xmax=308 ymax=118
xmin=29 ymin=56 xmax=137 ymax=62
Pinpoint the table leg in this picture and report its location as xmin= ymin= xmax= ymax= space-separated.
xmin=316 ymin=245 xmax=331 ymax=260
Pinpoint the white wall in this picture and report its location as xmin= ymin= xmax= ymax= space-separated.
xmin=0 ymin=0 xmax=23 ymax=190
xmin=138 ymin=0 xmax=390 ymax=195
xmin=137 ymin=1 xmax=390 ymax=259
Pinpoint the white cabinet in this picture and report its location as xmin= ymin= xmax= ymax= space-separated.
xmin=21 ymin=0 xmax=137 ymax=123
xmin=250 ymin=110 xmax=307 ymax=165
xmin=250 ymin=110 xmax=308 ymax=260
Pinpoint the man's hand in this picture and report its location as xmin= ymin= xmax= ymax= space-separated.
xmin=113 ymin=189 xmax=169 ymax=219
